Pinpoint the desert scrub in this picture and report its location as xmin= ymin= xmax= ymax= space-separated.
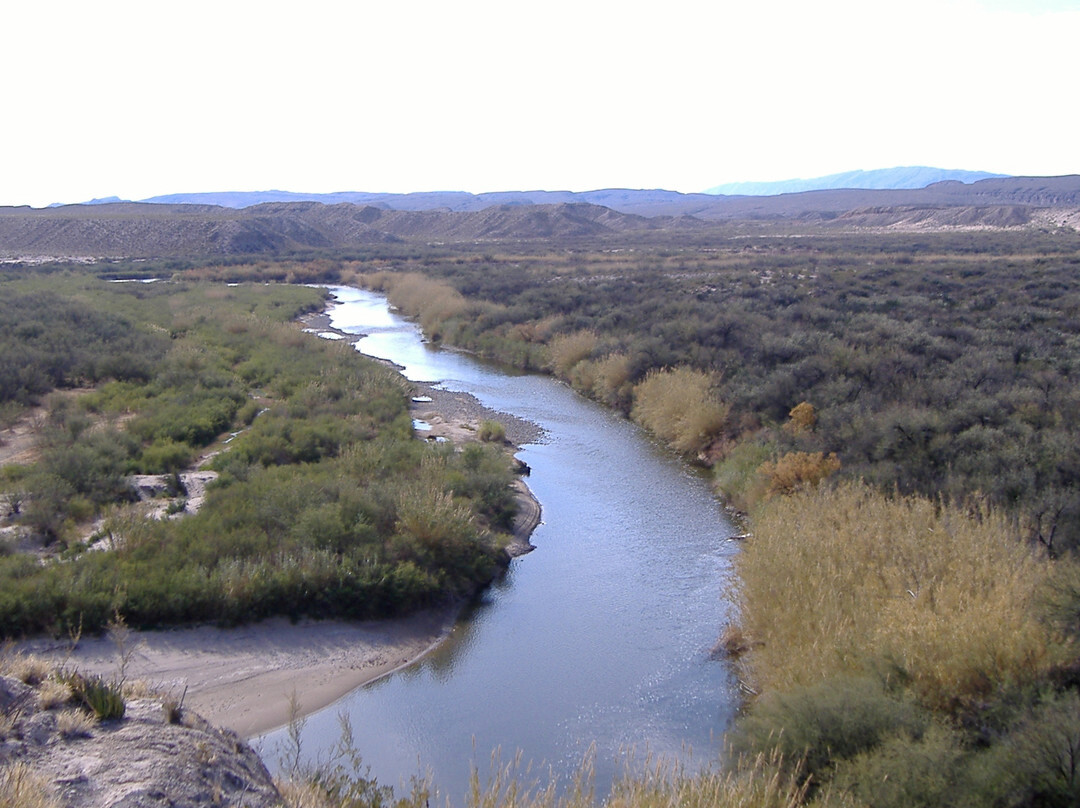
xmin=0 ymin=278 xmax=512 ymax=637
xmin=735 ymin=482 xmax=1059 ymax=710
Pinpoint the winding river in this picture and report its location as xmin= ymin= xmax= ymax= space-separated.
xmin=259 ymin=286 xmax=740 ymax=802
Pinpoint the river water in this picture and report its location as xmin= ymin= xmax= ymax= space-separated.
xmin=259 ymin=286 xmax=740 ymax=802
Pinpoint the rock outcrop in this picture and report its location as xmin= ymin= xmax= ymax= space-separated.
xmin=0 ymin=674 xmax=281 ymax=807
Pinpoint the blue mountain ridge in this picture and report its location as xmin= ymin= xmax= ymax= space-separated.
xmin=705 ymin=167 xmax=1009 ymax=196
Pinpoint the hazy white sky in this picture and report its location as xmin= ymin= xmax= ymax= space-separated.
xmin=3 ymin=0 xmax=1078 ymax=207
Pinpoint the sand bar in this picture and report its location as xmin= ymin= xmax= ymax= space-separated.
xmin=19 ymin=609 xmax=457 ymax=738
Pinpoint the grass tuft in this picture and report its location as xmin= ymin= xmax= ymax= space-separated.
xmin=62 ymin=672 xmax=126 ymax=721
xmin=55 ymin=708 xmax=95 ymax=739
xmin=0 ymin=762 xmax=60 ymax=808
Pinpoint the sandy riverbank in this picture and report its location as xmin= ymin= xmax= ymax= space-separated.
xmin=18 ymin=610 xmax=458 ymax=738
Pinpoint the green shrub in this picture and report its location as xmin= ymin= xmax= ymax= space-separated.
xmin=138 ymin=439 xmax=193 ymax=474
xmin=712 ymin=437 xmax=774 ymax=512
xmin=730 ymin=675 xmax=928 ymax=784
xmin=476 ymin=420 xmax=506 ymax=443
xmin=64 ymin=672 xmax=126 ymax=720
xmin=969 ymin=691 xmax=1080 ymax=807
xmin=832 ymin=722 xmax=970 ymax=808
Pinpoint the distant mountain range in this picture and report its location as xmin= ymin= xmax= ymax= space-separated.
xmin=704 ymin=167 xmax=1010 ymax=196
xmin=4 ymin=174 xmax=1078 ymax=261
xmin=69 ymin=167 xmax=1010 ymax=211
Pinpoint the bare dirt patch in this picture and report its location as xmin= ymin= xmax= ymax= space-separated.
xmin=0 ymin=406 xmax=46 ymax=468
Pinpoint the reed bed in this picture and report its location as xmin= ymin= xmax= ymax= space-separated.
xmin=735 ymin=482 xmax=1058 ymax=709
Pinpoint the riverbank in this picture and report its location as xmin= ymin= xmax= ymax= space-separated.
xmin=16 ymin=310 xmax=546 ymax=739
xmin=18 ymin=609 xmax=458 ymax=738
xmin=409 ymin=380 xmax=544 ymax=557
xmin=303 ymin=305 xmax=546 ymax=552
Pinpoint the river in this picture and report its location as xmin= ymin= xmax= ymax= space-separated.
xmin=258 ymin=286 xmax=741 ymax=802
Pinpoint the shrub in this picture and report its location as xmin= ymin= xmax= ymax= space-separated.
xmin=712 ymin=438 xmax=775 ymax=512
xmin=631 ymin=366 xmax=729 ymax=455
xmin=757 ymin=451 xmax=840 ymax=497
xmin=139 ymin=439 xmax=193 ymax=474
xmin=735 ymin=483 xmax=1059 ymax=709
xmin=730 ymin=675 xmax=929 ymax=784
xmin=783 ymin=401 xmax=818 ymax=435
xmin=972 ymin=691 xmax=1080 ymax=806
xmin=831 ymin=722 xmax=969 ymax=808
xmin=476 ymin=420 xmax=506 ymax=443
xmin=64 ymin=672 xmax=126 ymax=720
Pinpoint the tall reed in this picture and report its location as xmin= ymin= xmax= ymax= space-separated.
xmin=631 ymin=367 xmax=729 ymax=455
xmin=736 ymin=482 xmax=1058 ymax=709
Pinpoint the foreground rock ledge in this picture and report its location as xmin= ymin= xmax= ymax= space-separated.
xmin=0 ymin=675 xmax=281 ymax=808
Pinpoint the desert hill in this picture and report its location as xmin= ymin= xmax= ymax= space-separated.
xmin=3 ymin=176 xmax=1079 ymax=260
xmin=133 ymin=175 xmax=1080 ymax=219
xmin=0 ymin=202 xmax=680 ymax=260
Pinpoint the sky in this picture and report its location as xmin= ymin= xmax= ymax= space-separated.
xmin=3 ymin=0 xmax=1079 ymax=208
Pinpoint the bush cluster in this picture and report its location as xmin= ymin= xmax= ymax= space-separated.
xmin=0 ymin=277 xmax=519 ymax=637
xmin=729 ymin=482 xmax=1080 ymax=806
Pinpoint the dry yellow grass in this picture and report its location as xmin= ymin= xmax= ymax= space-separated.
xmin=547 ymin=330 xmax=598 ymax=376
xmin=631 ymin=367 xmax=729 ymax=455
xmin=458 ymin=749 xmax=847 ymax=808
xmin=1 ymin=654 xmax=52 ymax=686
xmin=382 ymin=273 xmax=468 ymax=339
xmin=571 ymin=353 xmax=634 ymax=409
xmin=0 ymin=762 xmax=60 ymax=808
xmin=36 ymin=679 xmax=72 ymax=710
xmin=55 ymin=708 xmax=95 ymax=739
xmin=736 ymin=482 xmax=1059 ymax=709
